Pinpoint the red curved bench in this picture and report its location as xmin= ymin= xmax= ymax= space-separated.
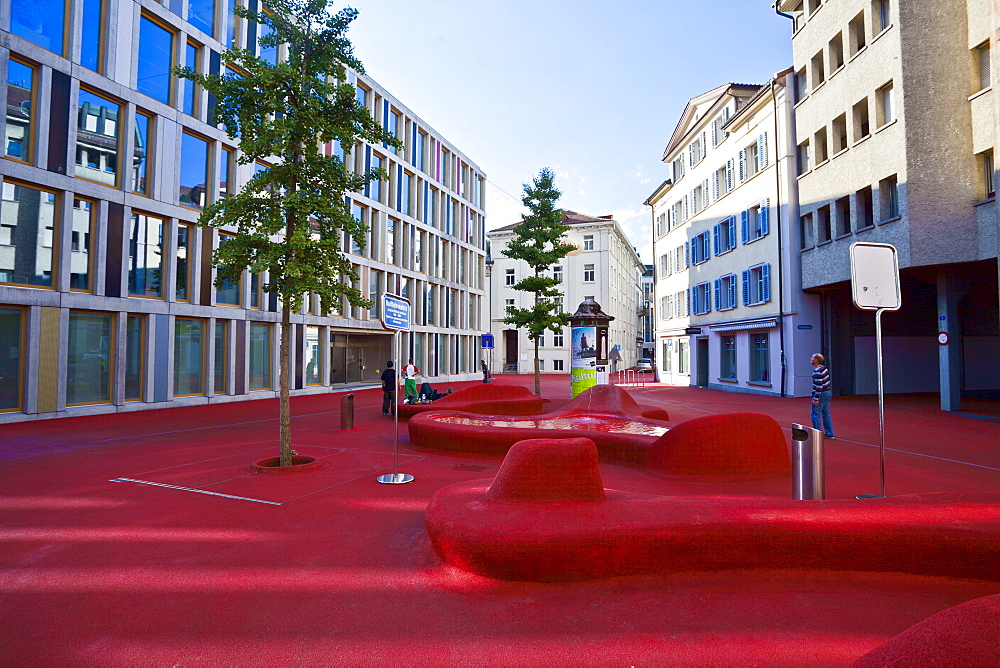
xmin=397 ymin=383 xmax=544 ymax=420
xmin=409 ymin=385 xmax=788 ymax=476
xmin=426 ymin=437 xmax=1000 ymax=583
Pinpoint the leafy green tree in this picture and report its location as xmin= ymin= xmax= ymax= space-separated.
xmin=175 ymin=0 xmax=398 ymax=466
xmin=502 ymin=168 xmax=576 ymax=396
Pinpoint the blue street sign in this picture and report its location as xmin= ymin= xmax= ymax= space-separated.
xmin=382 ymin=293 xmax=410 ymax=331
xmin=481 ymin=333 xmax=494 ymax=349
xmin=797 ymin=324 xmax=813 ymax=330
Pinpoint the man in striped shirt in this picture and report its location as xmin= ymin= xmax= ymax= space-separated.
xmin=810 ymin=353 xmax=835 ymax=439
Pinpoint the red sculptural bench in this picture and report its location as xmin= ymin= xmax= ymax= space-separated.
xmin=425 ymin=437 xmax=1000 ymax=583
xmin=409 ymin=384 xmax=790 ymax=477
xmin=397 ymin=383 xmax=545 ymax=420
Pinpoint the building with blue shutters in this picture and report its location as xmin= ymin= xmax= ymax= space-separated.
xmin=646 ymin=75 xmax=821 ymax=397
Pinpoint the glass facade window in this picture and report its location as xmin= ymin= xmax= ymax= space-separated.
xmin=132 ymin=111 xmax=152 ymax=194
xmin=125 ymin=314 xmax=144 ymax=400
xmin=258 ymin=18 xmax=277 ymax=65
xmin=66 ymin=311 xmax=112 ymax=405
xmin=6 ymin=59 xmax=35 ymax=162
xmin=369 ymin=270 xmax=381 ymax=318
xmin=370 ymin=153 xmax=383 ymax=202
xmin=216 ymin=233 xmax=241 ymax=306
xmin=220 ymin=147 xmax=234 ymax=198
xmin=400 ymin=172 xmax=412 ymax=216
xmin=0 ymin=182 xmax=58 ymax=288
xmin=0 ymin=308 xmax=23 ymax=411
xmin=80 ymin=0 xmax=104 ymax=72
xmin=76 ymin=88 xmax=121 ymax=186
xmin=751 ymin=334 xmax=770 ymax=383
xmin=70 ymin=198 xmax=94 ymax=291
xmin=137 ymin=16 xmax=175 ymax=104
xmin=179 ymin=132 xmax=210 ymax=209
xmin=128 ymin=213 xmax=164 ymax=297
xmin=176 ymin=223 xmax=191 ymax=300
xmin=174 ymin=318 xmax=204 ymax=396
xmin=386 ymin=217 xmax=397 ymax=264
xmin=678 ymin=340 xmax=689 ymax=374
xmin=187 ymin=0 xmax=216 ymax=36
xmin=214 ymin=320 xmax=228 ymax=393
xmin=720 ymin=335 xmax=737 ymax=380
xmin=225 ymin=0 xmax=237 ymax=47
xmin=10 ymin=0 xmax=66 ymax=55
xmin=250 ymin=273 xmax=262 ymax=308
xmin=249 ymin=323 xmax=271 ymax=390
xmin=183 ymin=43 xmax=200 ymax=117
xmin=304 ymin=326 xmax=321 ymax=385
xmin=350 ymin=204 xmax=365 ymax=255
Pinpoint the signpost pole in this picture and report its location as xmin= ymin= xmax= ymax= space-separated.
xmin=377 ymin=293 xmax=413 ymax=485
xmin=875 ymin=308 xmax=886 ymax=498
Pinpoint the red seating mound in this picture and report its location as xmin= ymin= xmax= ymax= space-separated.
xmin=425 ymin=438 xmax=1000 ymax=583
xmin=852 ymin=594 xmax=1000 ymax=666
xmin=650 ymin=411 xmax=790 ymax=476
xmin=398 ymin=383 xmax=544 ymax=419
xmin=409 ymin=385 xmax=788 ymax=477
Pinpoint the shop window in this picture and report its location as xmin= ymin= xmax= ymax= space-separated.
xmin=249 ymin=323 xmax=272 ymax=389
xmin=66 ymin=311 xmax=113 ymax=405
xmin=0 ymin=308 xmax=24 ymax=411
xmin=174 ymin=318 xmax=204 ymax=396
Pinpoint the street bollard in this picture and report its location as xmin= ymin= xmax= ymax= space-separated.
xmin=791 ymin=423 xmax=825 ymax=500
xmin=341 ymin=393 xmax=354 ymax=430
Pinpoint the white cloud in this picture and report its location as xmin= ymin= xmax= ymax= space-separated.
xmin=610 ymin=207 xmax=653 ymax=265
xmin=634 ymin=164 xmax=652 ymax=185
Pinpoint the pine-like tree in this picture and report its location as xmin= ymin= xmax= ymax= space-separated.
xmin=502 ymin=168 xmax=576 ymax=396
xmin=174 ymin=0 xmax=398 ymax=466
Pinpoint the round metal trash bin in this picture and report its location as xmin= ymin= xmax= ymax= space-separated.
xmin=791 ymin=423 xmax=825 ymax=500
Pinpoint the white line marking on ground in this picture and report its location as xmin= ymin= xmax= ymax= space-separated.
xmin=110 ymin=478 xmax=281 ymax=505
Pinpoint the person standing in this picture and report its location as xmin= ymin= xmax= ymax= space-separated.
xmin=380 ymin=361 xmax=396 ymax=416
xmin=810 ymin=353 xmax=834 ymax=438
xmin=481 ymin=359 xmax=490 ymax=384
xmin=403 ymin=359 xmax=419 ymax=400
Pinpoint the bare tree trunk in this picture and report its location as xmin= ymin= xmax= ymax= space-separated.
xmin=533 ymin=337 xmax=541 ymax=397
xmin=278 ymin=303 xmax=292 ymax=466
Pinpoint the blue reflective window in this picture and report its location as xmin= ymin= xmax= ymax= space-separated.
xmin=137 ymin=16 xmax=174 ymax=104
xmin=258 ymin=19 xmax=277 ymax=65
xmin=132 ymin=112 xmax=151 ymax=194
xmin=10 ymin=0 xmax=66 ymax=56
xmin=5 ymin=59 xmax=34 ymax=162
xmin=225 ymin=0 xmax=237 ymax=47
xmin=183 ymin=43 xmax=199 ymax=116
xmin=179 ymin=132 xmax=210 ymax=209
xmin=187 ymin=0 xmax=216 ymax=37
xmin=76 ymin=88 xmax=121 ymax=187
xmin=80 ymin=0 xmax=104 ymax=72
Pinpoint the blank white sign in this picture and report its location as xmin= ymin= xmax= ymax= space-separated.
xmin=851 ymin=243 xmax=901 ymax=310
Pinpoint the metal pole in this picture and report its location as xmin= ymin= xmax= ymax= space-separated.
xmin=377 ymin=328 xmax=413 ymax=484
xmin=876 ymin=307 xmax=886 ymax=498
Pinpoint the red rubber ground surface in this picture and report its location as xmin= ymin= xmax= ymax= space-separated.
xmin=2 ymin=375 xmax=998 ymax=666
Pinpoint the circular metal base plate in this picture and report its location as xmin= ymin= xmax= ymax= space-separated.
xmin=377 ymin=473 xmax=415 ymax=484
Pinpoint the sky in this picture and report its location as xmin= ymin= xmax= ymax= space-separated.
xmin=346 ymin=0 xmax=795 ymax=264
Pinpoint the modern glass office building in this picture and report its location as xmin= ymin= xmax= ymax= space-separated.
xmin=0 ymin=0 xmax=487 ymax=421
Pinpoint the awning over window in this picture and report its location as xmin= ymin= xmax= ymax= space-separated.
xmin=709 ymin=319 xmax=777 ymax=333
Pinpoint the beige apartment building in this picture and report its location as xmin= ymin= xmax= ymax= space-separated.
xmin=486 ymin=211 xmax=643 ymax=375
xmin=647 ymin=76 xmax=821 ymax=396
xmin=777 ymin=0 xmax=999 ymax=408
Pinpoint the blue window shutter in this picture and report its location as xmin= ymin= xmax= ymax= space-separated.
xmin=741 ymin=210 xmax=749 ymax=243
xmin=693 ymin=286 xmax=700 ymax=314
xmin=727 ymin=159 xmax=734 ymax=191
xmin=712 ymin=172 xmax=719 ymax=200
xmin=702 ymin=178 xmax=709 ymax=207
xmin=758 ymin=132 xmax=768 ymax=169
xmin=688 ymin=144 xmax=694 ymax=167
xmin=760 ymin=198 xmax=770 ymax=236
xmin=728 ymin=274 xmax=736 ymax=309
xmin=729 ymin=216 xmax=737 ymax=249
xmin=713 ymin=225 xmax=720 ymax=255
xmin=687 ymin=289 xmax=691 ymax=315
xmin=685 ymin=241 xmax=690 ymax=267
xmin=714 ymin=279 xmax=721 ymax=310
xmin=742 ymin=270 xmax=751 ymax=305
xmin=738 ymin=149 xmax=746 ymax=182
xmin=711 ymin=120 xmax=718 ymax=146
xmin=762 ymin=263 xmax=771 ymax=302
